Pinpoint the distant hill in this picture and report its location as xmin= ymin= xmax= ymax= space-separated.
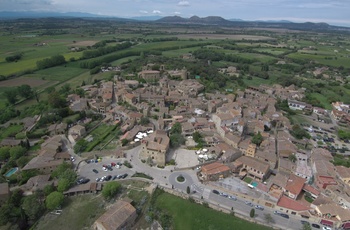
xmin=130 ymin=16 xmax=162 ymax=21
xmin=0 ymin=11 xmax=348 ymax=31
xmin=0 ymin=11 xmax=107 ymax=19
xmin=157 ymin=15 xmax=231 ymax=25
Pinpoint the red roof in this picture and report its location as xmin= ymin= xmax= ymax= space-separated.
xmin=285 ymin=174 xmax=306 ymax=196
xmin=277 ymin=196 xmax=310 ymax=211
xmin=303 ymin=184 xmax=320 ymax=196
xmin=321 ymin=219 xmax=333 ymax=227
xmin=343 ymin=222 xmax=350 ymax=229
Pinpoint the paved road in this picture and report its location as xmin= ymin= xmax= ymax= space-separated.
xmin=75 ymin=145 xmax=323 ymax=230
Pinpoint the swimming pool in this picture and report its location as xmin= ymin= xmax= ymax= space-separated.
xmin=5 ymin=167 xmax=18 ymax=177
xmin=251 ymin=181 xmax=258 ymax=187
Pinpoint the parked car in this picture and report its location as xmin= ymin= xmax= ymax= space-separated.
xmin=245 ymin=201 xmax=254 ymax=207
xmin=212 ymin=190 xmax=220 ymax=195
xmin=274 ymin=211 xmax=289 ymax=219
xmin=301 ymin=220 xmax=309 ymax=226
xmin=105 ymin=175 xmax=112 ymax=181
xmin=255 ymin=205 xmax=264 ymax=210
xmin=220 ymin=192 xmax=228 ymax=198
xmin=111 ymin=162 xmax=116 ymax=167
xmin=228 ymin=195 xmax=237 ymax=201
xmin=322 ymin=227 xmax=331 ymax=230
xmin=121 ymin=173 xmax=128 ymax=179
xmin=81 ymin=178 xmax=90 ymax=184
xmin=93 ymin=169 xmax=98 ymax=174
xmin=112 ymin=175 xmax=117 ymax=180
xmin=311 ymin=224 xmax=320 ymax=229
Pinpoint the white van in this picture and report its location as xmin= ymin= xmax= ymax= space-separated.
xmin=247 ymin=184 xmax=255 ymax=189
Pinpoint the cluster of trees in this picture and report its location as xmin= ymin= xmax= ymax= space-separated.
xmin=36 ymin=54 xmax=66 ymax=70
xmin=102 ymin=181 xmax=121 ymax=199
xmin=81 ymin=41 xmax=132 ymax=59
xmin=0 ymin=146 xmax=29 ymax=184
xmin=4 ymin=84 xmax=34 ymax=105
xmin=169 ymin=122 xmax=185 ymax=148
xmin=52 ymin=162 xmax=77 ymax=192
xmin=0 ymin=108 xmax=19 ymax=124
xmin=5 ymin=53 xmax=23 ymax=62
xmin=193 ymin=49 xmax=256 ymax=65
xmin=290 ymin=124 xmax=311 ymax=140
xmin=338 ymin=129 xmax=350 ymax=140
xmin=0 ymin=162 xmax=77 ymax=229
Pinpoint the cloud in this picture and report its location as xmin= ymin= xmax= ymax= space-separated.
xmin=152 ymin=10 xmax=161 ymax=14
xmin=178 ymin=1 xmax=190 ymax=6
xmin=139 ymin=10 xmax=148 ymax=14
xmin=174 ymin=11 xmax=181 ymax=15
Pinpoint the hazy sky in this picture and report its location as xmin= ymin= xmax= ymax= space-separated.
xmin=1 ymin=0 xmax=350 ymax=26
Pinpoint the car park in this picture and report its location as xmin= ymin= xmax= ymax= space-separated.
xmin=255 ymin=205 xmax=264 ymax=210
xmin=312 ymin=224 xmax=320 ymax=229
xmin=93 ymin=169 xmax=98 ymax=174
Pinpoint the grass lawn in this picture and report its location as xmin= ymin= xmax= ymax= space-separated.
xmin=34 ymin=66 xmax=87 ymax=82
xmin=155 ymin=192 xmax=271 ymax=230
xmin=243 ymin=177 xmax=253 ymax=184
xmin=35 ymin=194 xmax=106 ymax=230
xmin=0 ymin=124 xmax=24 ymax=140
xmin=309 ymin=93 xmax=332 ymax=110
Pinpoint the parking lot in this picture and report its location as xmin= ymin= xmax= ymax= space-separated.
xmin=173 ymin=149 xmax=200 ymax=168
xmin=77 ymin=156 xmax=134 ymax=182
xmin=212 ymin=177 xmax=262 ymax=199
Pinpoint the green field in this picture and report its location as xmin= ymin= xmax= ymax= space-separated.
xmin=35 ymin=195 xmax=106 ymax=230
xmin=155 ymin=192 xmax=271 ymax=230
xmin=0 ymin=124 xmax=24 ymax=140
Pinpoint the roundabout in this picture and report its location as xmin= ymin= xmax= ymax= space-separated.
xmin=169 ymin=171 xmax=194 ymax=191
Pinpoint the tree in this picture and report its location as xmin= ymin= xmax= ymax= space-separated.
xmin=302 ymin=222 xmax=312 ymax=230
xmin=252 ymin=132 xmax=263 ymax=146
xmin=18 ymin=84 xmax=33 ymax=99
xmin=121 ymin=139 xmax=129 ymax=146
xmin=288 ymin=154 xmax=297 ymax=163
xmin=57 ymin=178 xmax=71 ymax=192
xmin=193 ymin=131 xmax=203 ymax=143
xmin=46 ymin=192 xmax=64 ymax=210
xmin=22 ymin=193 xmax=45 ymax=221
xmin=140 ymin=117 xmax=150 ymax=125
xmin=250 ymin=208 xmax=255 ymax=218
xmin=74 ymin=139 xmax=88 ymax=153
xmin=291 ymin=124 xmax=311 ymax=139
xmin=170 ymin=133 xmax=186 ymax=148
xmin=43 ymin=184 xmax=55 ymax=196
xmin=4 ymin=89 xmax=18 ymax=104
xmin=186 ymin=186 xmax=190 ymax=194
xmin=0 ymin=147 xmax=10 ymax=161
xmin=170 ymin=122 xmax=182 ymax=134
xmin=9 ymin=146 xmax=27 ymax=160
xmin=102 ymin=181 xmax=121 ymax=199
xmin=51 ymin=162 xmax=73 ymax=178
xmin=48 ymin=91 xmax=67 ymax=109
xmin=264 ymin=213 xmax=275 ymax=224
